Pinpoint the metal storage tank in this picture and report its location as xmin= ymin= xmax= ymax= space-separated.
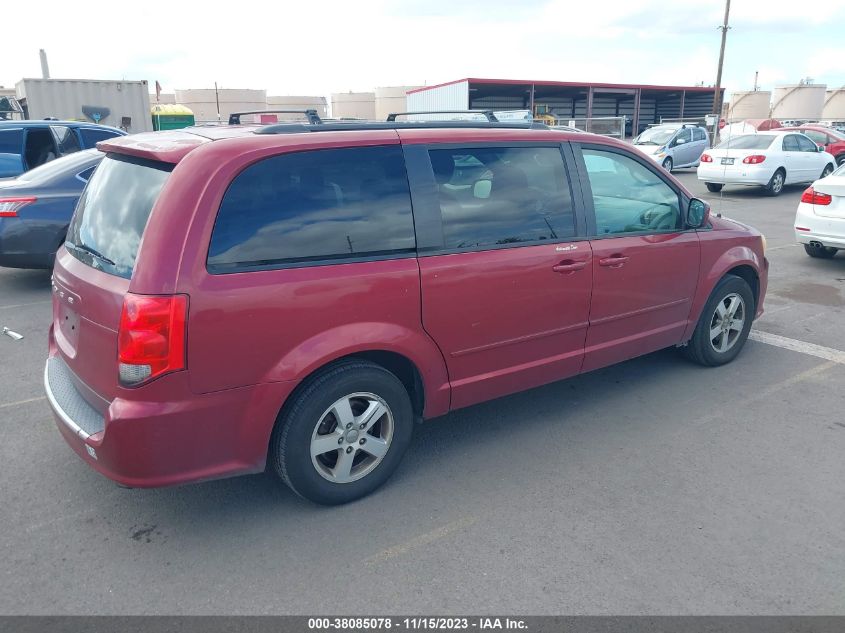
xmin=771 ymin=84 xmax=826 ymax=120
xmin=15 ymin=78 xmax=152 ymax=132
xmin=726 ymin=90 xmax=771 ymax=121
xmin=330 ymin=92 xmax=375 ymax=119
xmin=374 ymin=86 xmax=422 ymax=121
xmin=175 ymin=88 xmax=266 ymax=123
xmin=822 ymin=88 xmax=845 ymax=120
xmin=267 ymin=95 xmax=328 ymax=118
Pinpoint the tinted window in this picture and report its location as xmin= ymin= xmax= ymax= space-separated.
xmin=716 ymin=135 xmax=775 ymax=150
xmin=693 ymin=128 xmax=707 ymax=141
xmin=66 ymin=155 xmax=171 ymax=279
xmin=430 ymin=146 xmax=575 ymax=250
xmin=783 ymin=135 xmax=800 ymax=152
xmin=208 ymin=146 xmax=415 ymax=270
xmin=79 ymin=128 xmax=122 ymax=147
xmin=796 ymin=135 xmax=817 ymax=152
xmin=583 ymin=149 xmax=681 ymax=235
xmin=802 ymin=130 xmax=827 ymax=145
xmin=51 ymin=126 xmax=81 ymax=154
xmin=0 ymin=128 xmax=22 ymax=154
xmin=77 ymin=166 xmax=97 ymax=182
xmin=674 ymin=129 xmax=692 ymax=144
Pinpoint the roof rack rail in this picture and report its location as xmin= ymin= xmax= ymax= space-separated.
xmin=229 ymin=109 xmax=322 ymax=125
xmin=386 ymin=110 xmax=499 ymax=122
xmin=254 ymin=120 xmax=550 ymax=135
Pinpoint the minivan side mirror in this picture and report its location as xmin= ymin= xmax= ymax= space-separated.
xmin=687 ymin=198 xmax=710 ymax=229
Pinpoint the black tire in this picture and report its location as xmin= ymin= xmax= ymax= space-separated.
xmin=820 ymin=163 xmax=835 ymax=179
xmin=662 ymin=157 xmax=673 ymax=172
xmin=683 ymin=275 xmax=755 ymax=367
xmin=764 ymin=169 xmax=785 ymax=196
xmin=804 ymin=243 xmax=838 ymax=259
xmin=836 ymin=154 xmax=845 ymax=167
xmin=270 ymin=359 xmax=413 ymax=505
xmin=705 ymin=182 xmax=723 ymax=193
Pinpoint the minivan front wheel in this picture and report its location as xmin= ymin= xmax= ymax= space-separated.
xmin=270 ymin=360 xmax=413 ymax=505
xmin=683 ymin=275 xmax=754 ymax=367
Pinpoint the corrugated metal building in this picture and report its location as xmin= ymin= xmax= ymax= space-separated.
xmin=16 ymin=78 xmax=152 ymax=132
xmin=407 ymin=78 xmax=724 ymax=135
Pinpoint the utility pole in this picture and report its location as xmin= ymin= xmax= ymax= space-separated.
xmin=215 ymin=81 xmax=221 ymax=123
xmin=712 ymin=0 xmax=731 ymax=116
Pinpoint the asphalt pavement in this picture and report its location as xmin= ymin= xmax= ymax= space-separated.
xmin=0 ymin=172 xmax=843 ymax=615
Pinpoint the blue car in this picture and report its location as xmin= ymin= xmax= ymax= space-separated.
xmin=0 ymin=148 xmax=103 ymax=269
xmin=0 ymin=120 xmax=124 ymax=179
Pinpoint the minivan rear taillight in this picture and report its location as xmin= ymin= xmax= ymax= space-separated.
xmin=0 ymin=196 xmax=36 ymax=217
xmin=118 ymin=294 xmax=188 ymax=386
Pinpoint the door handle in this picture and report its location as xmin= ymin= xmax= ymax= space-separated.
xmin=598 ymin=254 xmax=629 ymax=268
xmin=552 ymin=260 xmax=588 ymax=274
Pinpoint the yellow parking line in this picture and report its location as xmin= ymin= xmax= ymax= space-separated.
xmin=0 ymin=396 xmax=46 ymax=410
xmin=364 ymin=516 xmax=477 ymax=565
xmin=0 ymin=300 xmax=51 ymax=310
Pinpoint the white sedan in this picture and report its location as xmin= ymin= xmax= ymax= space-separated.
xmin=794 ymin=162 xmax=845 ymax=258
xmin=697 ymin=131 xmax=836 ymax=196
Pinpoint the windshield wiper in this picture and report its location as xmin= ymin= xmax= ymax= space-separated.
xmin=68 ymin=241 xmax=116 ymax=266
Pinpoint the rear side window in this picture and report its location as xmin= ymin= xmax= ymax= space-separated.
xmin=51 ymin=126 xmax=81 ymax=154
xmin=429 ymin=146 xmax=575 ymax=249
xmin=693 ymin=128 xmax=707 ymax=142
xmin=79 ymin=128 xmax=122 ymax=147
xmin=0 ymin=128 xmax=22 ymax=154
xmin=208 ymin=145 xmax=415 ymax=271
xmin=782 ymin=135 xmax=800 ymax=152
xmin=66 ymin=154 xmax=171 ymax=279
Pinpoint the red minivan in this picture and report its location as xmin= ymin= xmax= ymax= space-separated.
xmin=45 ymin=118 xmax=768 ymax=504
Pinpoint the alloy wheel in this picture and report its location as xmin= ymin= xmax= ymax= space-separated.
xmin=310 ymin=392 xmax=394 ymax=484
xmin=709 ymin=293 xmax=746 ymax=354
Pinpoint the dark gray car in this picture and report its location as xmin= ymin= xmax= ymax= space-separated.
xmin=0 ymin=149 xmax=102 ymax=269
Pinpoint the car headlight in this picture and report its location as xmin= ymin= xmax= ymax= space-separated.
xmin=761 ymin=234 xmax=767 ymax=256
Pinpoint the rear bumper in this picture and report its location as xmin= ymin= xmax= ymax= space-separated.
xmin=794 ymin=202 xmax=845 ymax=249
xmin=697 ymin=163 xmax=773 ymax=186
xmin=45 ymin=353 xmax=297 ymax=488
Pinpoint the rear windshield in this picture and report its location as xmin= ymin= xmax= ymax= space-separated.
xmin=715 ymin=135 xmax=775 ymax=150
xmin=65 ymin=154 xmax=171 ymax=279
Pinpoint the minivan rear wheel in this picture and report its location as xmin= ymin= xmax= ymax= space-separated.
xmin=683 ymin=275 xmax=754 ymax=367
xmin=270 ymin=360 xmax=413 ymax=505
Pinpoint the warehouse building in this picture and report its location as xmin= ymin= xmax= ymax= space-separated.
xmin=407 ymin=78 xmax=724 ymax=136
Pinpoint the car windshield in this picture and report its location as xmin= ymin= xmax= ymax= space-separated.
xmin=16 ymin=149 xmax=100 ymax=183
xmin=715 ymin=135 xmax=776 ymax=150
xmin=827 ymin=128 xmax=845 ymax=141
xmin=634 ymin=127 xmax=677 ymax=145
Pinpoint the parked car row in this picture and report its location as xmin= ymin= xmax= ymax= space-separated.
xmin=0 ymin=120 xmax=122 ymax=178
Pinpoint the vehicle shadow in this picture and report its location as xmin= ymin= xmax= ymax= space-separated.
xmin=106 ymin=346 xmax=701 ymax=524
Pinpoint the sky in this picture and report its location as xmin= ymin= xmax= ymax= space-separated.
xmin=3 ymin=0 xmax=844 ymax=100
